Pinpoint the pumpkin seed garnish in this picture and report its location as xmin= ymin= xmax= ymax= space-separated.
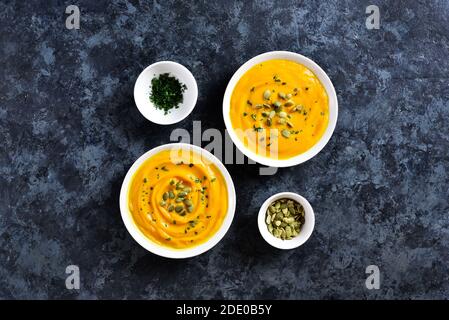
xmin=281 ymin=129 xmax=290 ymax=138
xmin=263 ymin=90 xmax=271 ymax=100
xmin=265 ymin=198 xmax=305 ymax=240
xmin=278 ymin=111 xmax=287 ymax=118
xmin=284 ymin=100 xmax=294 ymax=107
xmin=277 ymin=118 xmax=286 ymax=125
xmin=293 ymin=105 xmax=303 ymax=112
xmin=278 ymin=92 xmax=286 ymax=99
xmin=273 ymin=101 xmax=282 ymax=109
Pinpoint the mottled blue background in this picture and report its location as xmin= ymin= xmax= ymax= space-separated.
xmin=0 ymin=0 xmax=448 ymax=299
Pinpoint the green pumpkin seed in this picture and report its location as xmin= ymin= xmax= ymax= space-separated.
xmin=175 ymin=198 xmax=184 ymax=203
xmin=279 ymin=111 xmax=287 ymax=118
xmin=184 ymin=199 xmax=193 ymax=206
xmin=286 ymin=93 xmax=292 ymax=99
xmin=284 ymin=100 xmax=294 ymax=107
xmin=269 ymin=111 xmax=276 ymax=118
xmin=183 ymin=187 xmax=192 ymax=193
xmin=263 ymin=103 xmax=271 ymax=109
xmin=159 ymin=200 xmax=166 ymax=206
xmin=278 ymin=92 xmax=286 ymax=99
xmin=263 ymin=90 xmax=271 ymax=100
xmin=293 ymin=105 xmax=303 ymax=112
xmin=168 ymin=205 xmax=174 ymax=212
xmin=169 ymin=191 xmax=175 ymax=199
xmin=175 ymin=205 xmax=183 ymax=213
xmin=286 ymin=226 xmax=292 ymax=238
xmin=284 ymin=217 xmax=295 ymax=223
xmin=187 ymin=205 xmax=194 ymax=213
xmin=287 ymin=121 xmax=294 ymax=128
xmin=266 ymin=215 xmax=271 ymax=224
xmin=177 ymin=191 xmax=187 ymax=197
xmin=163 ymin=192 xmax=168 ymax=201
xmin=254 ymin=104 xmax=263 ymax=109
xmin=281 ymin=129 xmax=290 ymax=138
xmin=273 ymin=101 xmax=282 ymax=109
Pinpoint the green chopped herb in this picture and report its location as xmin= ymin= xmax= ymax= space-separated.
xmin=150 ymin=73 xmax=187 ymax=115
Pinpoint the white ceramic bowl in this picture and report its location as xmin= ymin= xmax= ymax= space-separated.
xmin=258 ymin=192 xmax=315 ymax=250
xmin=223 ymin=51 xmax=338 ymax=167
xmin=134 ymin=61 xmax=198 ymax=125
xmin=119 ymin=143 xmax=236 ymax=258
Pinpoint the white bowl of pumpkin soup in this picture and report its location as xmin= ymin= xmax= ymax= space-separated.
xmin=120 ymin=143 xmax=236 ymax=258
xmin=223 ymin=51 xmax=338 ymax=167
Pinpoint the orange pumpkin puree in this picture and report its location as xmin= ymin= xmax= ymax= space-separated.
xmin=230 ymin=59 xmax=329 ymax=159
xmin=128 ymin=149 xmax=228 ymax=249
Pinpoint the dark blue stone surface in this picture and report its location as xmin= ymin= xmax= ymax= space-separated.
xmin=0 ymin=0 xmax=448 ymax=299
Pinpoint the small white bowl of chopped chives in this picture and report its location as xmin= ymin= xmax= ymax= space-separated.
xmin=134 ymin=61 xmax=198 ymax=125
xmin=258 ymin=192 xmax=315 ymax=250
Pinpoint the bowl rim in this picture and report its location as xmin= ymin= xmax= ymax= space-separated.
xmin=257 ymin=192 xmax=315 ymax=249
xmin=134 ymin=61 xmax=198 ymax=125
xmin=222 ymin=51 xmax=338 ymax=167
xmin=119 ymin=143 xmax=236 ymax=258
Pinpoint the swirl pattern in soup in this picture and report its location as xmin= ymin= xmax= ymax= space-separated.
xmin=128 ymin=149 xmax=228 ymax=249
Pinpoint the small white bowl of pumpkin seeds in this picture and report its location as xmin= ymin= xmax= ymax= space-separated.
xmin=258 ymin=192 xmax=315 ymax=250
